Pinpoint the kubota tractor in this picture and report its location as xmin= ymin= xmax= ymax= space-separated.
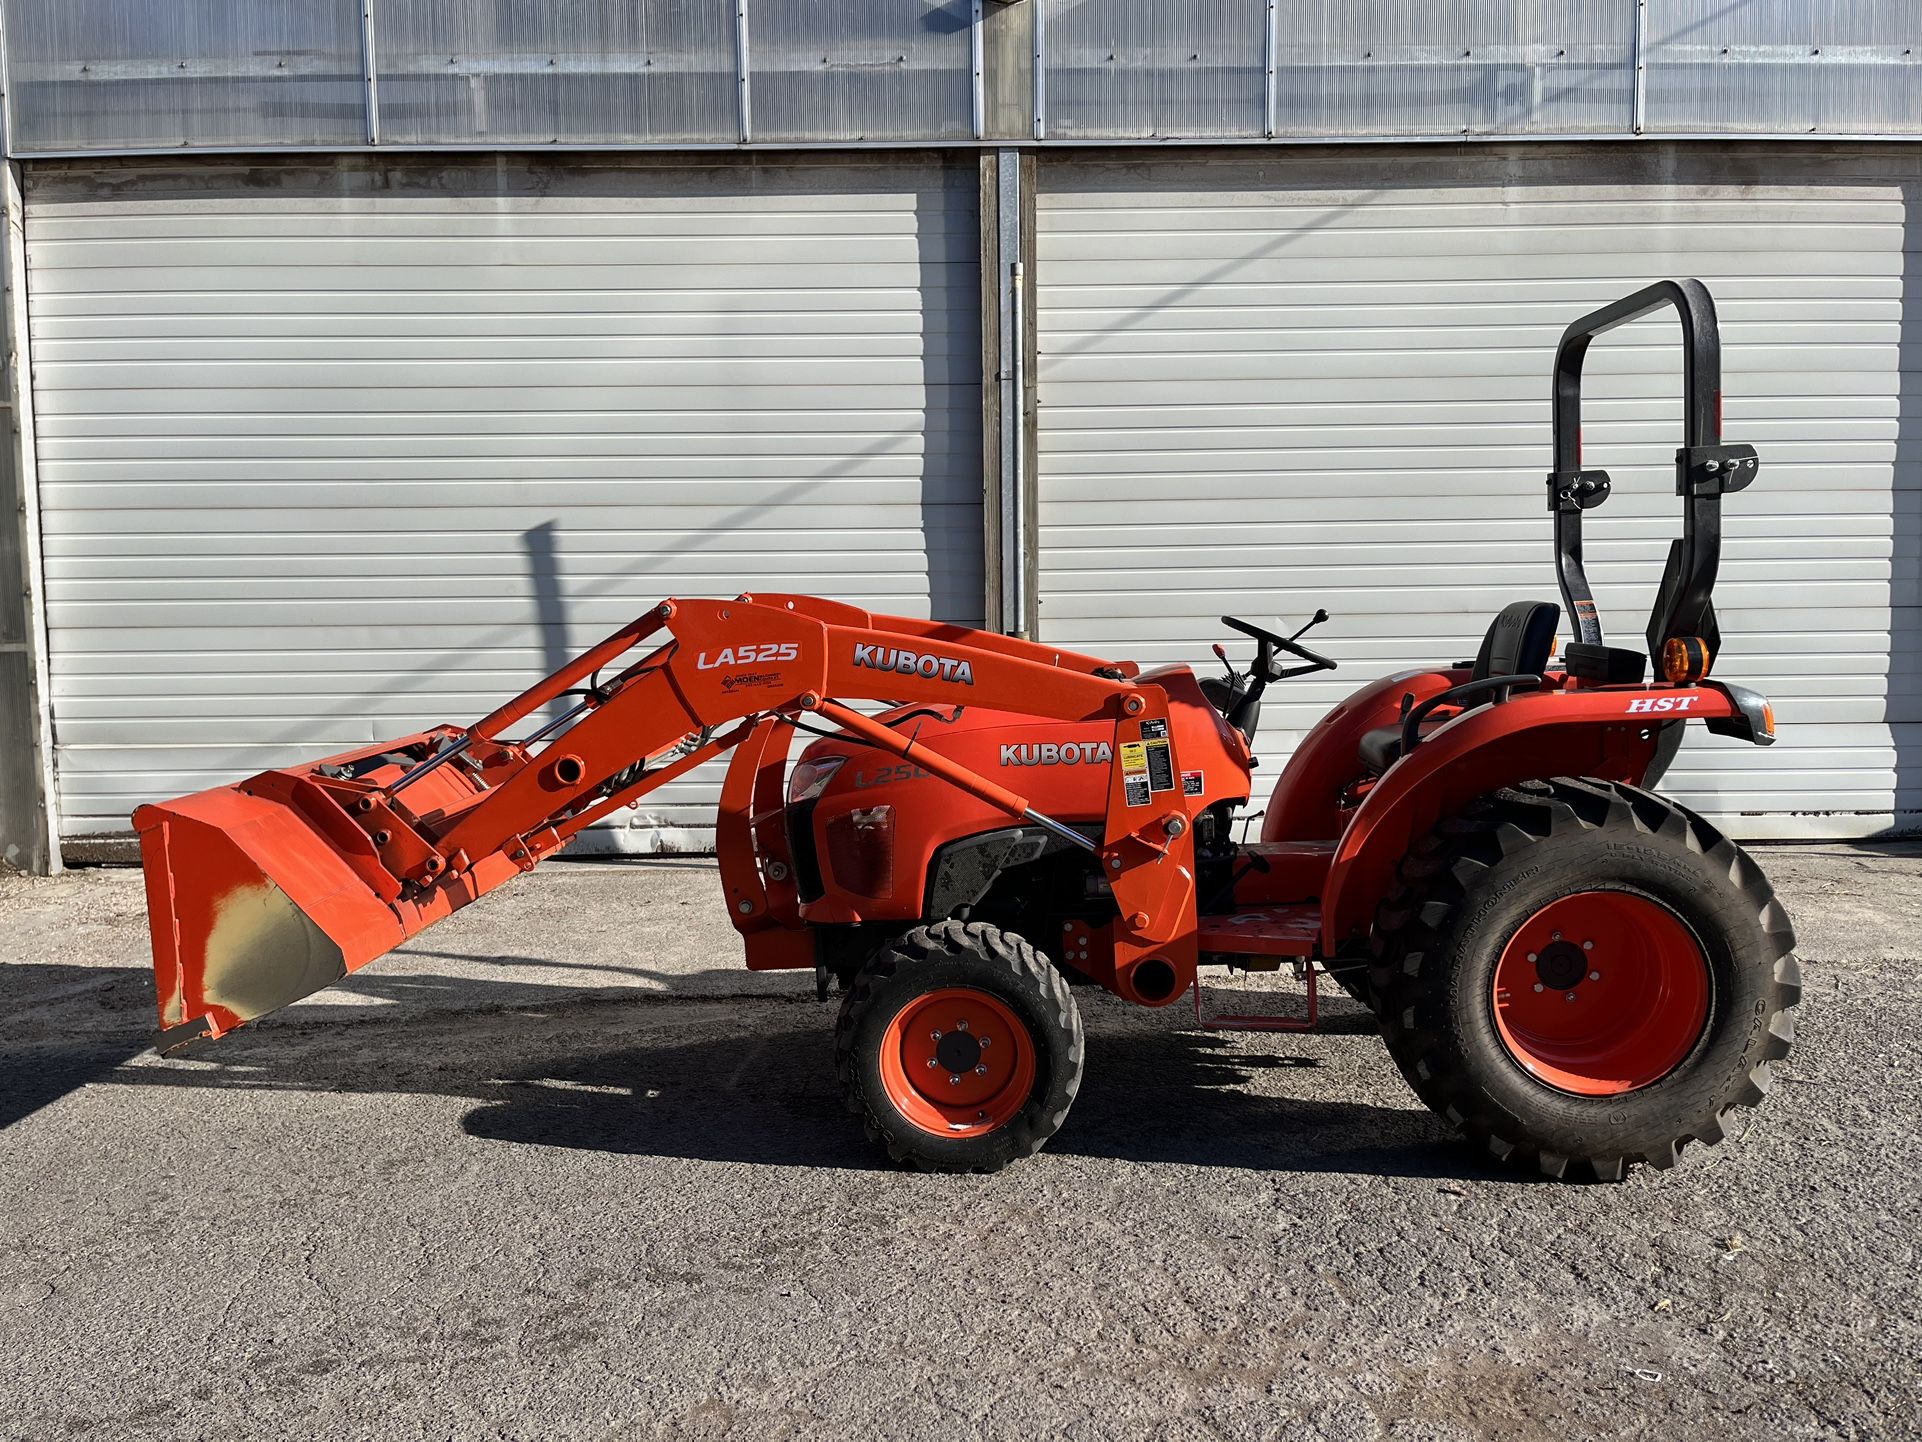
xmin=134 ymin=280 xmax=1799 ymax=1181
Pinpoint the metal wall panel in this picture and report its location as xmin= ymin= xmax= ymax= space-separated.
xmin=1273 ymin=0 xmax=1634 ymax=136
xmin=747 ymin=0 xmax=976 ymax=143
xmin=372 ymin=0 xmax=737 ymax=145
xmin=1039 ymin=0 xmax=1266 ymax=140
xmin=1 ymin=0 xmax=367 ymax=150
xmin=1035 ymin=147 xmax=1922 ymax=838
xmin=1645 ymin=0 xmax=1922 ymax=136
xmin=25 ymin=156 xmax=983 ymax=847
xmin=5 ymin=0 xmax=1922 ymax=151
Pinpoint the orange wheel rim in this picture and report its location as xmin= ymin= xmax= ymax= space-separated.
xmin=878 ymin=987 xmax=1037 ymax=1138
xmin=1492 ymin=890 xmax=1711 ymax=1097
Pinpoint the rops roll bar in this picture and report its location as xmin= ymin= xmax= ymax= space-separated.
xmin=1547 ymin=279 xmax=1759 ymax=669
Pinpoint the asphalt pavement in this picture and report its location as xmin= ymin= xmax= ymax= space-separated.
xmin=1 ymin=848 xmax=1916 ymax=1441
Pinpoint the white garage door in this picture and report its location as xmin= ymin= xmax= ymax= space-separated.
xmin=1036 ymin=147 xmax=1919 ymax=840
xmin=29 ymin=155 xmax=982 ymax=847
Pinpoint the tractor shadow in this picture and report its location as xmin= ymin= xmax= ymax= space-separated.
xmin=2 ymin=959 xmax=1508 ymax=1183
xmin=456 ymin=1003 xmax=1505 ymax=1183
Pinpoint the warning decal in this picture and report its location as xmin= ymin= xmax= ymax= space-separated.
xmin=1120 ymin=719 xmax=1177 ymax=801
xmin=1144 ymin=738 xmax=1175 ymax=792
xmin=1182 ymin=770 xmax=1205 ymax=797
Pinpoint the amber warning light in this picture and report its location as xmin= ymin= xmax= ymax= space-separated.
xmin=1661 ymin=636 xmax=1712 ymax=684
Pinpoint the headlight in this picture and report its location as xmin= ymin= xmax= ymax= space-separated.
xmin=788 ymin=754 xmax=847 ymax=804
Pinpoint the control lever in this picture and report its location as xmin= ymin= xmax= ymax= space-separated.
xmin=1289 ymin=608 xmax=1330 ymax=644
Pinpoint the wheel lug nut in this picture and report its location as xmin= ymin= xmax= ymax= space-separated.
xmin=1533 ymin=983 xmax=1544 ymax=993
xmin=974 ymin=1064 xmax=988 ymax=1076
xmin=931 ymin=1030 xmax=942 ymax=1040
xmin=956 ymin=1019 xmax=969 ymax=1032
xmin=1527 ymin=952 xmax=1538 ymax=963
xmin=948 ymin=1074 xmax=961 ymax=1086
xmin=1551 ymin=931 xmax=1562 ymax=941
xmin=1564 ymin=992 xmax=1576 ymax=1002
xmin=926 ymin=1058 xmax=937 ymax=1069
xmin=980 ymin=1037 xmax=991 ymax=1048
xmin=1588 ymin=970 xmax=1600 ymax=982
xmin=1582 ymin=940 xmax=1593 ymax=951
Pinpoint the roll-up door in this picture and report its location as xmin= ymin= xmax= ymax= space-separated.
xmin=28 ymin=155 xmax=982 ymax=848
xmin=1036 ymin=147 xmax=1918 ymax=839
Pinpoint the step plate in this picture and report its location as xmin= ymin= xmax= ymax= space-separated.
xmin=1197 ymin=905 xmax=1321 ymax=958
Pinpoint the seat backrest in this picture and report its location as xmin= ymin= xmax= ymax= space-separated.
xmin=1472 ymin=600 xmax=1560 ymax=680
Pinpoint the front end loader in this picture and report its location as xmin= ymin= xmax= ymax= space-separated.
xmin=134 ymin=280 xmax=1799 ymax=1180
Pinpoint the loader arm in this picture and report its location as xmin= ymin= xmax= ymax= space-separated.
xmin=134 ymin=595 xmax=1195 ymax=1047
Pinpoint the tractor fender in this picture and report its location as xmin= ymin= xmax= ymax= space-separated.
xmin=1318 ymin=683 xmax=1753 ymax=953
xmin=1262 ymin=668 xmax=1464 ymax=845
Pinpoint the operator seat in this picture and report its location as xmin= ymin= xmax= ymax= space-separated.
xmin=1357 ymin=600 xmax=1560 ymax=773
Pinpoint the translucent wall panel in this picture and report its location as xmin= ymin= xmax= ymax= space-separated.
xmin=1041 ymin=0 xmax=1265 ymax=139
xmin=2 ymin=0 xmax=366 ymax=151
xmin=748 ymin=0 xmax=975 ymax=142
xmin=374 ymin=0 xmax=736 ymax=145
xmin=1645 ymin=0 xmax=1922 ymax=135
xmin=1274 ymin=0 xmax=1633 ymax=137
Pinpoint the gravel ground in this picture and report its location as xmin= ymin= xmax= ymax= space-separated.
xmin=1 ymin=847 xmax=1917 ymax=1441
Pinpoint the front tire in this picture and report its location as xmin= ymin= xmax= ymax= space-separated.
xmin=1369 ymin=778 xmax=1800 ymax=1182
xmin=835 ymin=921 xmax=1084 ymax=1173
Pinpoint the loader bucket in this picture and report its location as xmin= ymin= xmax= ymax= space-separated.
xmin=135 ymin=785 xmax=408 ymax=1046
xmin=130 ymin=729 xmax=533 ymax=1048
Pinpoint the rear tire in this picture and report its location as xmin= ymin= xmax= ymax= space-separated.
xmin=836 ymin=920 xmax=1083 ymax=1173
xmin=1369 ymin=777 xmax=1800 ymax=1182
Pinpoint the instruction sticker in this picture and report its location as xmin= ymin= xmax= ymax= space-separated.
xmin=1144 ymin=737 xmax=1175 ymax=793
xmin=1139 ymin=718 xmax=1170 ymax=741
xmin=1119 ymin=742 xmax=1148 ymax=774
xmin=1182 ymin=770 xmax=1205 ymax=797
xmin=1123 ymin=775 xmax=1151 ymax=807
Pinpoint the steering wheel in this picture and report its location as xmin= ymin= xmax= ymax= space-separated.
xmin=1221 ymin=615 xmax=1336 ymax=676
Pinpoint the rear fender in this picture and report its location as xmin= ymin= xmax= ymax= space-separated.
xmin=1318 ymin=683 xmax=1754 ymax=952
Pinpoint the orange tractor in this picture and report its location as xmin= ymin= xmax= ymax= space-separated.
xmin=134 ymin=281 xmax=1799 ymax=1180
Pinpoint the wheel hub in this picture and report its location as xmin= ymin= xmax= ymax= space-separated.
xmin=878 ymin=987 xmax=1037 ymax=1137
xmin=1492 ymin=890 xmax=1711 ymax=1097
xmin=934 ymin=1029 xmax=982 ymax=1074
xmin=1533 ymin=940 xmax=1588 ymax=992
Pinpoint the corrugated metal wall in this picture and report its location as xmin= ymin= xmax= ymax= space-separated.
xmin=1035 ymin=146 xmax=1921 ymax=838
xmin=27 ymin=154 xmax=982 ymax=845
xmin=4 ymin=0 xmax=1919 ymax=153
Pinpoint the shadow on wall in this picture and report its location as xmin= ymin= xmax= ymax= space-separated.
xmin=1890 ymin=181 xmax=1922 ymax=836
xmin=523 ymin=519 xmax=570 ymax=730
xmin=917 ymin=166 xmax=986 ymax=626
